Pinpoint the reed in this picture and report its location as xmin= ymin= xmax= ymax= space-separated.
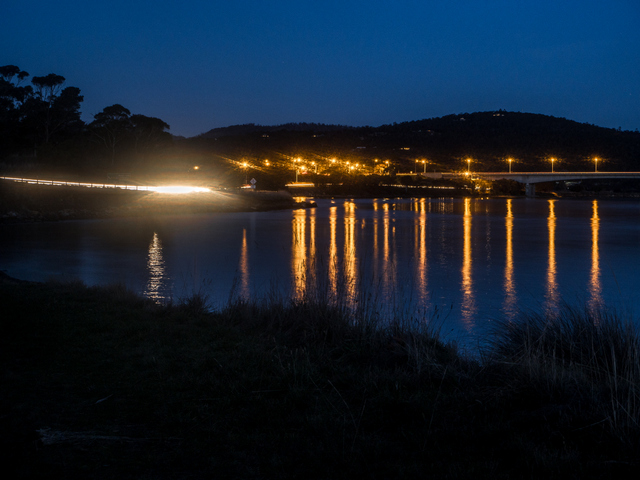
xmin=488 ymin=303 xmax=640 ymax=438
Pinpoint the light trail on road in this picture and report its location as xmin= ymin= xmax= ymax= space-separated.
xmin=0 ymin=176 xmax=211 ymax=194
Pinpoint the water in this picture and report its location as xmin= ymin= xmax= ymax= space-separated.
xmin=2 ymin=197 xmax=640 ymax=347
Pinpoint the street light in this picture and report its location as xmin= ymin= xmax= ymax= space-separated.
xmin=550 ymin=157 xmax=555 ymax=173
xmin=508 ymin=158 xmax=513 ymax=173
xmin=242 ymin=161 xmax=248 ymax=183
xmin=422 ymin=159 xmax=427 ymax=173
xmin=594 ymin=157 xmax=599 ymax=172
xmin=293 ymin=158 xmax=301 ymax=182
xmin=466 ymin=158 xmax=471 ymax=174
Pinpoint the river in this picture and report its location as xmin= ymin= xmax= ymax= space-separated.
xmin=2 ymin=197 xmax=640 ymax=348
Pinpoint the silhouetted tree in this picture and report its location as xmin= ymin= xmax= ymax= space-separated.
xmin=0 ymin=65 xmax=32 ymax=157
xmin=90 ymin=104 xmax=132 ymax=166
xmin=130 ymin=114 xmax=171 ymax=155
xmin=0 ymin=67 xmax=84 ymax=160
xmin=28 ymin=73 xmax=66 ymax=144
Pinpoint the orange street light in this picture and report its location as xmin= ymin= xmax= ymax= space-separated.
xmin=242 ymin=161 xmax=249 ymax=183
xmin=550 ymin=157 xmax=555 ymax=173
xmin=508 ymin=158 xmax=513 ymax=173
xmin=594 ymin=156 xmax=599 ymax=172
xmin=467 ymin=158 xmax=471 ymax=174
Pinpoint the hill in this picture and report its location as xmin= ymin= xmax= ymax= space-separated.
xmin=199 ymin=122 xmax=354 ymax=139
xmin=188 ymin=111 xmax=640 ymax=173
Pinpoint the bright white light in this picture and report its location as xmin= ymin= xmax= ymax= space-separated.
xmin=150 ymin=186 xmax=211 ymax=194
xmin=0 ymin=177 xmax=212 ymax=194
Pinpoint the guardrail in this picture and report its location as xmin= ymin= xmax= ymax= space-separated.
xmin=0 ymin=176 xmax=211 ymax=194
xmin=0 ymin=176 xmax=154 ymax=191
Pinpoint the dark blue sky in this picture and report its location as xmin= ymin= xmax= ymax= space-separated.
xmin=3 ymin=0 xmax=639 ymax=137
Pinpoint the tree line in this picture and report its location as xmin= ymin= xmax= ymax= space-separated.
xmin=0 ymin=65 xmax=171 ymax=172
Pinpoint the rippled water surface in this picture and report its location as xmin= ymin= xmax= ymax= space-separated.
xmin=3 ymin=197 xmax=640 ymax=346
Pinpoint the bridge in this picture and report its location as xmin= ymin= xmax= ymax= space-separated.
xmin=424 ymin=172 xmax=640 ymax=196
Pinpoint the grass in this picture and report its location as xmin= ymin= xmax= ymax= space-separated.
xmin=1 ymin=274 xmax=640 ymax=478
xmin=487 ymin=303 xmax=640 ymax=440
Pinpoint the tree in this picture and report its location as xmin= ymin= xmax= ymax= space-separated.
xmin=130 ymin=114 xmax=171 ymax=155
xmin=0 ymin=65 xmax=29 ymax=84
xmin=0 ymin=65 xmax=31 ymax=113
xmin=0 ymin=66 xmax=33 ymax=157
xmin=27 ymin=73 xmax=83 ymax=145
xmin=90 ymin=104 xmax=132 ymax=166
xmin=0 ymin=68 xmax=85 ymax=156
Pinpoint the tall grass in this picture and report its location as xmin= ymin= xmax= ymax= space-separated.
xmin=488 ymin=303 xmax=640 ymax=437
xmin=220 ymin=261 xmax=458 ymax=377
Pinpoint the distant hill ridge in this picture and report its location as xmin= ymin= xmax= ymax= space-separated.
xmin=198 ymin=111 xmax=638 ymax=139
xmin=193 ymin=111 xmax=640 ymax=171
xmin=198 ymin=122 xmax=355 ymax=138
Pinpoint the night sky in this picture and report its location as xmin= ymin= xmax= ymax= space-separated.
xmin=3 ymin=0 xmax=639 ymax=137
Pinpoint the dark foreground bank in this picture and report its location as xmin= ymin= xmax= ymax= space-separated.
xmin=1 ymin=274 xmax=640 ymax=479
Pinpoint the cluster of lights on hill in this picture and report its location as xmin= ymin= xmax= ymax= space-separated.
xmin=229 ymin=153 xmax=605 ymax=181
xmin=229 ymin=155 xmax=392 ymax=180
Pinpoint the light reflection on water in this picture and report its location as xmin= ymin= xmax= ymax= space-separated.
xmin=461 ymin=198 xmax=475 ymax=329
xmin=415 ymin=199 xmax=428 ymax=308
xmin=590 ymin=200 xmax=602 ymax=310
xmin=1 ymin=197 xmax=639 ymax=344
xmin=144 ymin=232 xmax=170 ymax=303
xmin=291 ymin=209 xmax=306 ymax=301
xmin=502 ymin=199 xmax=517 ymax=319
xmin=239 ymin=228 xmax=250 ymax=299
xmin=545 ymin=200 xmax=559 ymax=313
xmin=344 ymin=200 xmax=357 ymax=304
